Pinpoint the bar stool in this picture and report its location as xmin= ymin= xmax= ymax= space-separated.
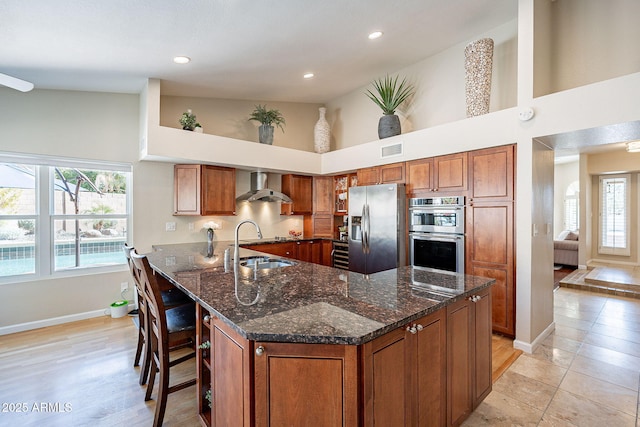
xmin=123 ymin=244 xmax=191 ymax=385
xmin=130 ymin=250 xmax=196 ymax=427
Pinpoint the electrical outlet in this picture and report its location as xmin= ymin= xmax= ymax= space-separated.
xmin=188 ymin=222 xmax=194 ymax=231
xmin=166 ymin=222 xmax=176 ymax=232
xmin=120 ymin=282 xmax=128 ymax=292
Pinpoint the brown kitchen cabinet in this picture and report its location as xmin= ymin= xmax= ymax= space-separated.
xmin=313 ymin=176 xmax=333 ymax=214
xmin=466 ymin=144 xmax=515 ymax=337
xmin=357 ymin=162 xmax=405 ymax=186
xmin=307 ymin=176 xmax=335 ymax=238
xmin=362 ymin=308 xmax=446 ymax=427
xmin=245 ymin=240 xmax=332 ymax=266
xmin=294 ymin=239 xmax=322 ymax=263
xmin=174 ymin=164 xmax=236 ymax=216
xmin=468 ymin=144 xmax=515 ymax=202
xmin=246 ymin=242 xmax=296 ymax=258
xmin=254 ymin=342 xmax=358 ymax=427
xmin=304 ymin=214 xmax=334 ymax=238
xmin=196 ymin=305 xmax=213 ymax=426
xmin=197 ymin=307 xmax=252 ymax=427
xmin=281 ymin=174 xmax=312 ymax=215
xmin=466 ymin=201 xmax=515 ymax=337
xmin=406 ymin=152 xmax=467 ymax=195
xmin=212 ymin=316 xmax=252 ymax=426
xmin=447 ymin=287 xmax=492 ymax=427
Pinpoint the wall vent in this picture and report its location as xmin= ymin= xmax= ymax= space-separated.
xmin=380 ymin=141 xmax=403 ymax=158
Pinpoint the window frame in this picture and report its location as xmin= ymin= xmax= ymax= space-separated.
xmin=598 ymin=173 xmax=630 ymax=256
xmin=0 ymin=153 xmax=132 ymax=284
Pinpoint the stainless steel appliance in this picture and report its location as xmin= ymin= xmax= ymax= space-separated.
xmin=409 ymin=196 xmax=464 ymax=234
xmin=409 ymin=196 xmax=465 ymax=273
xmin=348 ymin=183 xmax=406 ymax=274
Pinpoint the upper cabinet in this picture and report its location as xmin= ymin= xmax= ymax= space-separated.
xmin=313 ymin=176 xmax=333 ymax=215
xmin=174 ymin=164 xmax=236 ymax=216
xmin=406 ymin=153 xmax=467 ymax=195
xmin=357 ymin=162 xmax=405 ymax=186
xmin=468 ymin=144 xmax=515 ymax=202
xmin=281 ymin=174 xmax=313 ymax=215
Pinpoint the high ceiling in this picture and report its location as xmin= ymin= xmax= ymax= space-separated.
xmin=0 ymin=0 xmax=517 ymax=103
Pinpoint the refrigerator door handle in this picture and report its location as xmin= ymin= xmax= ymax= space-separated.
xmin=361 ymin=205 xmax=367 ymax=254
xmin=364 ymin=203 xmax=371 ymax=254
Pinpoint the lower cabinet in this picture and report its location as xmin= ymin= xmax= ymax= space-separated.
xmin=254 ymin=342 xmax=359 ymax=427
xmin=245 ymin=240 xmax=333 ymax=266
xmin=447 ymin=287 xmax=492 ymax=427
xmin=197 ymin=287 xmax=491 ymax=427
xmin=362 ymin=308 xmax=446 ymax=427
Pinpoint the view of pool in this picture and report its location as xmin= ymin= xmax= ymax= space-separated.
xmin=0 ymin=251 xmax=126 ymax=277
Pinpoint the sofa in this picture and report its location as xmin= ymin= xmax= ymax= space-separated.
xmin=554 ymin=230 xmax=579 ymax=266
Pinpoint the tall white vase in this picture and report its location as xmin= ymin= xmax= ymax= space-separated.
xmin=464 ymin=38 xmax=494 ymax=117
xmin=314 ymin=107 xmax=330 ymax=153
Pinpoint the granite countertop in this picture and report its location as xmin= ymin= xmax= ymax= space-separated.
xmin=147 ymin=241 xmax=494 ymax=345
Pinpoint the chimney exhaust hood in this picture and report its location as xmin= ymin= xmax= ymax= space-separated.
xmin=236 ymin=172 xmax=293 ymax=203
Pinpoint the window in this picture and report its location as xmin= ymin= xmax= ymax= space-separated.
xmin=0 ymin=155 xmax=131 ymax=280
xmin=564 ymin=180 xmax=579 ymax=232
xmin=598 ymin=174 xmax=630 ymax=256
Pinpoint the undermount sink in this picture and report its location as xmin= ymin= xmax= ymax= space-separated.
xmin=239 ymin=256 xmax=297 ymax=270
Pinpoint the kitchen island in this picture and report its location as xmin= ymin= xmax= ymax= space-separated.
xmin=148 ymin=241 xmax=495 ymax=427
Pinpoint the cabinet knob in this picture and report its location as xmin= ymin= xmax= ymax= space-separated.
xmin=203 ymin=315 xmax=211 ymax=324
xmin=415 ymin=324 xmax=423 ymax=332
xmin=406 ymin=325 xmax=417 ymax=334
xmin=255 ymin=345 xmax=265 ymax=356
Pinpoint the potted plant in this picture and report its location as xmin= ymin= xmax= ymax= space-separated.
xmin=248 ymin=104 xmax=285 ymax=145
xmin=365 ymin=75 xmax=415 ymax=139
xmin=179 ymin=109 xmax=197 ymax=131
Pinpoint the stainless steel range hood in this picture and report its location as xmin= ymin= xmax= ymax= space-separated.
xmin=236 ymin=172 xmax=293 ymax=203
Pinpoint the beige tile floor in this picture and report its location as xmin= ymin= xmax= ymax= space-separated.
xmin=463 ymin=287 xmax=640 ymax=426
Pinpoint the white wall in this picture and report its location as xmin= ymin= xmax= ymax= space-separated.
xmin=159 ymin=95 xmax=323 ymax=153
xmin=540 ymin=0 xmax=640 ymax=96
xmin=325 ymin=20 xmax=518 ymax=149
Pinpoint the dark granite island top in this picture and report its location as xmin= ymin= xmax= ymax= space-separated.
xmin=147 ymin=241 xmax=494 ymax=345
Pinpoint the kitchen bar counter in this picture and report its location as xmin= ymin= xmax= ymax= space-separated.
xmin=147 ymin=241 xmax=494 ymax=345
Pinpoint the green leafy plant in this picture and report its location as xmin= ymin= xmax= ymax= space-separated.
xmin=365 ymin=75 xmax=415 ymax=115
xmin=248 ymin=104 xmax=286 ymax=132
xmin=205 ymin=389 xmax=212 ymax=408
xmin=179 ymin=109 xmax=197 ymax=130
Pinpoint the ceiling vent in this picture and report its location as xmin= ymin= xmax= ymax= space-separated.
xmin=381 ymin=141 xmax=403 ymax=158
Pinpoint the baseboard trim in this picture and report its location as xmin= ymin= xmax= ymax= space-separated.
xmin=513 ymin=321 xmax=555 ymax=354
xmin=0 ymin=309 xmax=107 ymax=336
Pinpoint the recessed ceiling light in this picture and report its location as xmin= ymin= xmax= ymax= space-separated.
xmin=368 ymin=31 xmax=383 ymax=40
xmin=173 ymin=56 xmax=191 ymax=64
xmin=303 ymin=73 xmax=314 ymax=79
xmin=626 ymin=140 xmax=640 ymax=152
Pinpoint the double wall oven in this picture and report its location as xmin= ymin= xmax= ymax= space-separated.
xmin=408 ymin=196 xmax=465 ymax=273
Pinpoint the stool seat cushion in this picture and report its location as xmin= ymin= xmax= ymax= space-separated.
xmin=166 ymin=303 xmax=196 ymax=333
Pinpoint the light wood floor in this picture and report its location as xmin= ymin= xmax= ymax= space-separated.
xmin=0 ymin=314 xmax=520 ymax=426
xmin=0 ymin=315 xmax=198 ymax=426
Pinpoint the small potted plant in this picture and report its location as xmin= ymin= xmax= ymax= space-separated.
xmin=179 ymin=109 xmax=197 ymax=131
xmin=248 ymin=104 xmax=285 ymax=145
xmin=365 ymin=75 xmax=415 ymax=139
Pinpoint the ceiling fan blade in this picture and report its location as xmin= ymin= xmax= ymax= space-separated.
xmin=0 ymin=73 xmax=34 ymax=92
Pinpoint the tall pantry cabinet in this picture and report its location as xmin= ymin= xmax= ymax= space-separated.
xmin=466 ymin=145 xmax=515 ymax=337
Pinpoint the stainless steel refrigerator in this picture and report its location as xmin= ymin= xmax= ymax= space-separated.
xmin=348 ymin=183 xmax=406 ymax=274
